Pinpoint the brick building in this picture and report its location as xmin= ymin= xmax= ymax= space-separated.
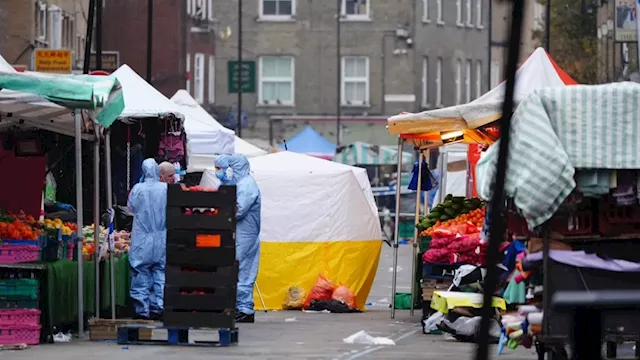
xmin=0 ymin=0 xmax=89 ymax=70
xmin=102 ymin=0 xmax=216 ymax=101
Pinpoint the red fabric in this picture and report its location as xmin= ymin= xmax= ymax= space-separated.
xmin=545 ymin=52 xmax=578 ymax=85
xmin=0 ymin=145 xmax=46 ymax=218
xmin=468 ymin=144 xmax=482 ymax=197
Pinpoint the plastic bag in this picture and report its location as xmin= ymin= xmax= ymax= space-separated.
xmin=283 ymin=286 xmax=307 ymax=310
xmin=331 ymin=285 xmax=356 ymax=308
xmin=303 ymin=274 xmax=336 ymax=309
xmin=448 ymin=234 xmax=481 ymax=253
xmin=422 ymin=248 xmax=452 ymax=263
xmin=430 ymin=236 xmax=457 ymax=249
xmin=423 ymin=311 xmax=445 ymax=332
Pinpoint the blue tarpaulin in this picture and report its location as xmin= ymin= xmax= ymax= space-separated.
xmin=278 ymin=126 xmax=336 ymax=159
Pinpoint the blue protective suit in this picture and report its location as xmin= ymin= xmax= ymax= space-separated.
xmin=127 ymin=159 xmax=167 ymax=317
xmin=215 ymin=154 xmax=261 ymax=315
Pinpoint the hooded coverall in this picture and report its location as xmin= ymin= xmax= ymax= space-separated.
xmin=128 ymin=159 xmax=167 ymax=317
xmin=215 ymin=154 xmax=261 ymax=315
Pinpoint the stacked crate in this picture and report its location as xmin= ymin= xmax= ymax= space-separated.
xmin=0 ymin=279 xmax=41 ymax=345
xmin=164 ymin=184 xmax=238 ymax=329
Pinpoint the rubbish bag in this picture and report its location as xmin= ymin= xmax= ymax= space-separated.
xmin=423 ymin=311 xmax=445 ymax=332
xmin=283 ymin=286 xmax=306 ymax=310
xmin=303 ymin=274 xmax=336 ymax=309
xmin=331 ymin=285 xmax=356 ymax=308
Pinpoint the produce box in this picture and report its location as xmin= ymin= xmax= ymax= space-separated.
xmin=0 ymin=279 xmax=38 ymax=300
xmin=88 ymin=318 xmax=154 ymax=341
xmin=422 ymin=279 xmax=453 ymax=301
xmin=166 ymin=185 xmax=236 ymax=231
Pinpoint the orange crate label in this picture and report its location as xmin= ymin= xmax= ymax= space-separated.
xmin=196 ymin=234 xmax=221 ymax=248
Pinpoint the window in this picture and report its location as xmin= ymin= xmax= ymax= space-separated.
xmin=455 ymin=59 xmax=462 ymax=105
xmin=260 ymin=0 xmax=294 ymax=18
xmin=476 ymin=0 xmax=483 ymax=27
xmin=186 ymin=54 xmax=191 ymax=93
xmin=194 ymin=53 xmax=205 ymax=104
xmin=49 ymin=7 xmax=63 ymax=48
xmin=436 ymin=57 xmax=442 ymax=107
xmin=422 ymin=57 xmax=428 ymax=106
xmin=465 ymin=0 xmax=472 ymax=26
xmin=422 ymin=0 xmax=429 ymax=22
xmin=465 ymin=60 xmax=471 ymax=103
xmin=207 ymin=0 xmax=214 ymax=21
xmin=436 ymin=0 xmax=444 ymax=24
xmin=208 ymin=56 xmax=215 ymax=104
xmin=259 ymin=56 xmax=295 ymax=105
xmin=456 ymin=0 xmax=463 ymax=26
xmin=341 ymin=56 xmax=369 ymax=106
xmin=490 ymin=60 xmax=501 ymax=88
xmin=342 ymin=0 xmax=369 ymax=20
xmin=476 ymin=60 xmax=482 ymax=98
xmin=38 ymin=2 xmax=47 ymax=40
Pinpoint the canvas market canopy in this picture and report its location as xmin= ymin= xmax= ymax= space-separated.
xmin=248 ymin=151 xmax=381 ymax=310
xmin=278 ymin=125 xmax=336 ymax=159
xmin=334 ymin=141 xmax=413 ymax=166
xmin=387 ymin=47 xmax=577 ymax=138
xmin=170 ymin=90 xmax=266 ymax=172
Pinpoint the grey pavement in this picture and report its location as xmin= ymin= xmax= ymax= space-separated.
xmin=2 ymin=244 xmax=536 ymax=359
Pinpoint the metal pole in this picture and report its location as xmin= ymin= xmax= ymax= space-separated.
xmin=96 ymin=0 xmax=102 ymax=71
xmin=237 ymin=0 xmax=243 ymax=138
xmin=390 ymin=136 xmax=403 ymax=319
xmin=410 ymin=151 xmax=422 ymax=316
xmin=336 ymin=0 xmax=342 ymax=146
xmin=105 ymin=130 xmax=116 ymax=320
xmin=544 ymin=0 xmax=551 ymax=52
xmin=94 ymin=129 xmax=101 ymax=318
xmin=636 ymin=0 xmax=640 ymax=70
xmin=74 ymin=111 xmax=84 ymax=337
xmin=82 ymin=0 xmax=96 ymax=74
xmin=146 ymin=0 xmax=153 ymax=82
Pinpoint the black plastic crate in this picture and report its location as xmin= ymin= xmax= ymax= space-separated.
xmin=422 ymin=262 xmax=459 ymax=280
xmin=167 ymin=245 xmax=236 ymax=267
xmin=167 ymin=184 xmax=236 ymax=208
xmin=166 ymin=184 xmax=237 ymax=231
xmin=165 ymin=265 xmax=238 ymax=288
xmin=166 ymin=229 xmax=235 ymax=248
xmin=164 ymin=310 xmax=235 ymax=329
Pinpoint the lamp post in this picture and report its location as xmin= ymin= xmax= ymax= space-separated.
xmin=545 ymin=0 xmax=551 ymax=52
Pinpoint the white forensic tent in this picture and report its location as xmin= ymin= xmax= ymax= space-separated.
xmin=387 ymin=47 xmax=578 ymax=135
xmin=170 ymin=90 xmax=266 ymax=172
xmin=248 ymin=151 xmax=382 ymax=310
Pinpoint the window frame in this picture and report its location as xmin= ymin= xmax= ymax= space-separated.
xmin=258 ymin=55 xmax=296 ymax=106
xmin=341 ymin=0 xmax=370 ymax=21
xmin=476 ymin=60 xmax=482 ymax=99
xmin=465 ymin=0 xmax=473 ymax=27
xmin=490 ymin=60 xmax=501 ymax=88
xmin=455 ymin=59 xmax=462 ymax=105
xmin=476 ymin=0 xmax=484 ymax=28
xmin=465 ymin=59 xmax=471 ymax=103
xmin=38 ymin=2 xmax=47 ymax=41
xmin=422 ymin=0 xmax=430 ymax=22
xmin=194 ymin=53 xmax=206 ymax=104
xmin=49 ymin=6 xmax=63 ymax=49
xmin=341 ymin=56 xmax=370 ymax=106
xmin=436 ymin=57 xmax=442 ymax=107
xmin=207 ymin=0 xmax=215 ymax=21
xmin=208 ymin=56 xmax=215 ymax=104
xmin=436 ymin=0 xmax=444 ymax=24
xmin=422 ymin=57 xmax=429 ymax=107
xmin=259 ymin=0 xmax=296 ymax=20
xmin=456 ymin=0 xmax=463 ymax=27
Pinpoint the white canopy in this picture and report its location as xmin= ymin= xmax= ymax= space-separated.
xmin=113 ymin=64 xmax=184 ymax=120
xmin=388 ymin=47 xmax=577 ymax=135
xmin=170 ymin=90 xmax=267 ymax=172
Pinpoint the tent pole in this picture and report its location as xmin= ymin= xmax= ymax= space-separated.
xmin=410 ymin=150 xmax=423 ymax=316
xmin=94 ymin=126 xmax=101 ymax=318
xmin=390 ymin=136 xmax=403 ymax=319
xmin=74 ymin=111 xmax=84 ymax=338
xmin=105 ymin=130 xmax=116 ymax=320
xmin=424 ymin=149 xmax=430 ymax=216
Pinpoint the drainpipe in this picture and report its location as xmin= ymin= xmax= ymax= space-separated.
xmin=488 ymin=0 xmax=492 ymax=86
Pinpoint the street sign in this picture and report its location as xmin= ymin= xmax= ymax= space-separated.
xmin=227 ymin=60 xmax=256 ymax=93
xmin=34 ymin=49 xmax=72 ymax=73
xmin=90 ymin=51 xmax=120 ymax=72
xmin=90 ymin=70 xmax=110 ymax=76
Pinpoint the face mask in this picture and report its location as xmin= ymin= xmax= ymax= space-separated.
xmin=215 ymin=170 xmax=226 ymax=181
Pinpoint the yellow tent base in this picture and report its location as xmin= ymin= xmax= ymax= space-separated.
xmin=254 ymin=240 xmax=383 ymax=311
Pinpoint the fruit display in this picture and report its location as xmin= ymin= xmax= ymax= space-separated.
xmin=418 ymin=195 xmax=486 ymax=233
xmin=0 ymin=210 xmax=79 ymax=241
xmin=420 ymin=207 xmax=486 ymax=237
xmin=82 ymin=224 xmax=130 ymax=258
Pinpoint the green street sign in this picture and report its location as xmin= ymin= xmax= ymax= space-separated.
xmin=227 ymin=60 xmax=256 ymax=94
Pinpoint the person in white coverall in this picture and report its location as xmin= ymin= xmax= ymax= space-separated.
xmin=214 ymin=154 xmax=261 ymax=323
xmin=128 ymin=158 xmax=167 ymax=321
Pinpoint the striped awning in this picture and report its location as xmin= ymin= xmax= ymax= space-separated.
xmin=334 ymin=141 xmax=413 ymax=166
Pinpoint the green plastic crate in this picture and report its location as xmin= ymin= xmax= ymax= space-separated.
xmin=419 ymin=236 xmax=431 ymax=252
xmin=0 ymin=279 xmax=39 ymax=300
xmin=399 ymin=221 xmax=415 ymax=239
xmin=0 ymin=299 xmax=39 ymax=309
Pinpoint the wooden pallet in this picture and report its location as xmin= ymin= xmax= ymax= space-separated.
xmin=116 ymin=324 xmax=238 ymax=347
xmin=89 ymin=318 xmax=155 ymax=341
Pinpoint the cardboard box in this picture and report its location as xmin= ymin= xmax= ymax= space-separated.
xmin=88 ymin=318 xmax=154 ymax=341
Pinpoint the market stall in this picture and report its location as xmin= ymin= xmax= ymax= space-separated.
xmin=385 ymin=47 xmax=578 ymax=337
xmin=0 ymin=63 xmax=124 ymax=341
xmin=476 ymin=82 xmax=640 ymax=358
xmin=248 ymin=151 xmax=381 ymax=311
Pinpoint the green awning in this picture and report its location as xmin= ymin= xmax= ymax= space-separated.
xmin=0 ymin=71 xmax=124 ymax=128
xmin=334 ymin=141 xmax=414 ymax=166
